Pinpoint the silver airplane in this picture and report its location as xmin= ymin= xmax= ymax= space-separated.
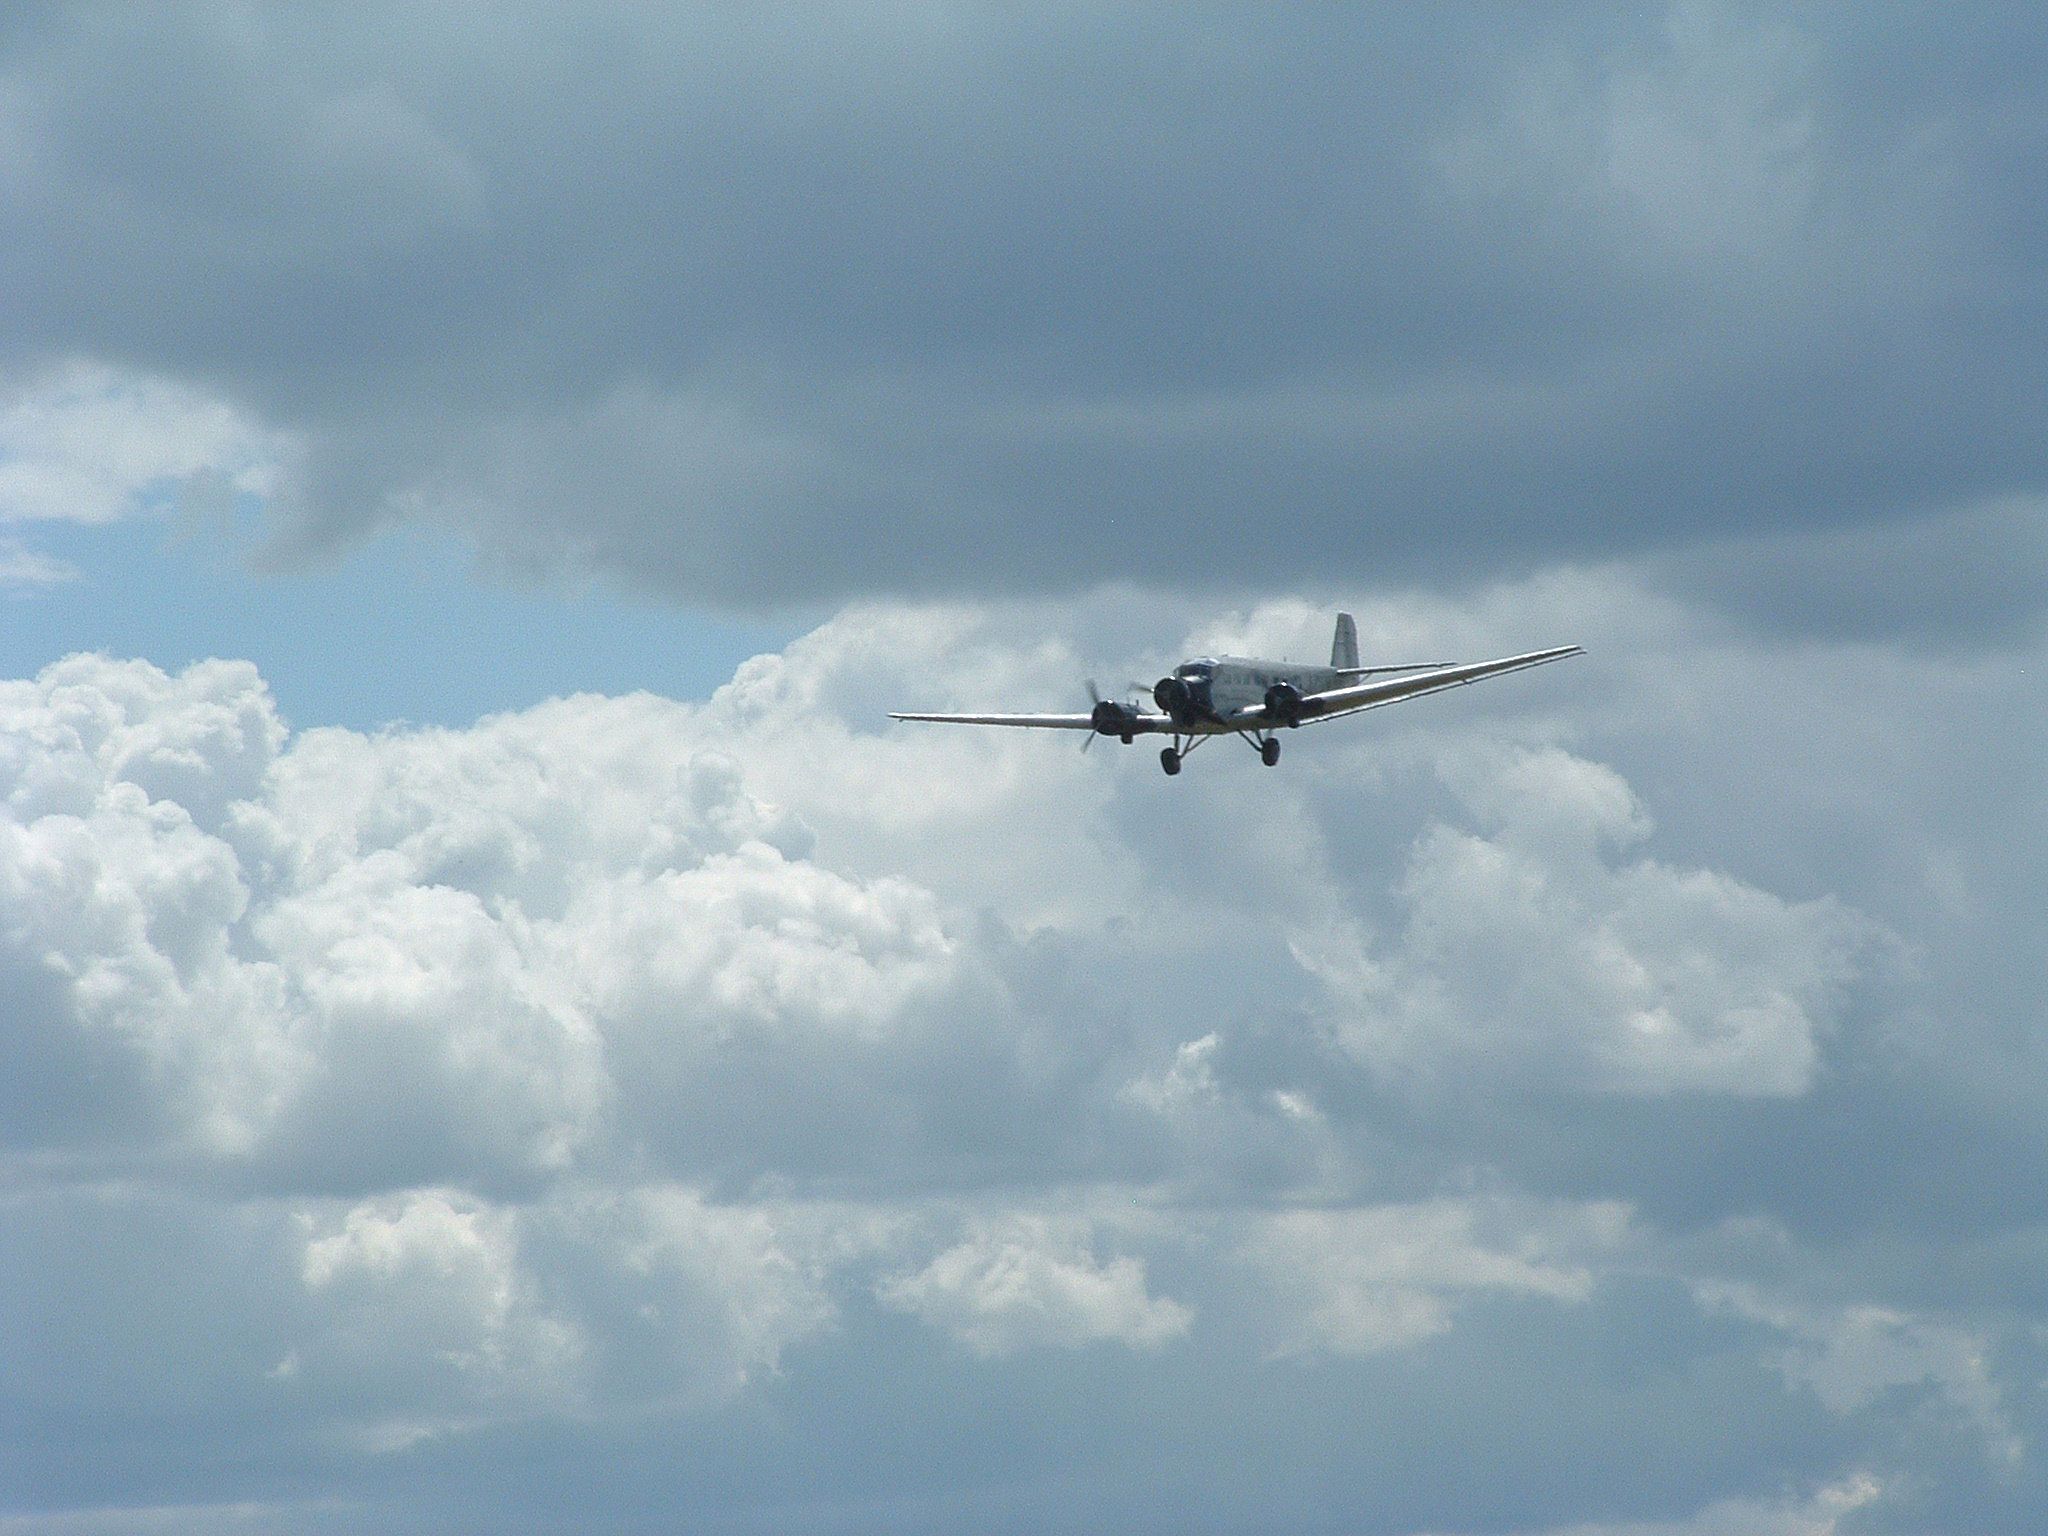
xmin=891 ymin=614 xmax=1582 ymax=776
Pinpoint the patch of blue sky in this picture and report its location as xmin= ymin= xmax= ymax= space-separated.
xmin=0 ymin=512 xmax=797 ymax=733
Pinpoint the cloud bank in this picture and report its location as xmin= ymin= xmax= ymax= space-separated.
xmin=5 ymin=578 xmax=2043 ymax=1531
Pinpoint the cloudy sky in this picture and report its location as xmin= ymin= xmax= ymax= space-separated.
xmin=2 ymin=4 xmax=2044 ymax=1532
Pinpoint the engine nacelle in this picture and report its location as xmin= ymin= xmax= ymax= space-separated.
xmin=1090 ymin=698 xmax=1136 ymax=739
xmin=1153 ymin=676 xmax=1193 ymax=720
xmin=1263 ymin=681 xmax=1305 ymax=727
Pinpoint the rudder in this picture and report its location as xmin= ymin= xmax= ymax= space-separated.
xmin=1331 ymin=612 xmax=1359 ymax=670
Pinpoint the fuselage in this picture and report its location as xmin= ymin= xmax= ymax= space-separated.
xmin=888 ymin=614 xmax=1582 ymax=778
xmin=1160 ymin=654 xmax=1345 ymax=731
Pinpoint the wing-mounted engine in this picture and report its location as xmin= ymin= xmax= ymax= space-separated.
xmin=1089 ymin=696 xmax=1141 ymax=742
xmin=1262 ymin=681 xmax=1305 ymax=727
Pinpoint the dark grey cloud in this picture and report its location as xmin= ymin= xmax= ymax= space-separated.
xmin=1649 ymin=496 xmax=2048 ymax=646
xmin=5 ymin=4 xmax=2046 ymax=619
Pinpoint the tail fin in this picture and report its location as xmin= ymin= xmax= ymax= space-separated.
xmin=1331 ymin=612 xmax=1359 ymax=671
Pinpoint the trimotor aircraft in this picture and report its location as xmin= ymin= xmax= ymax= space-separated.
xmin=890 ymin=614 xmax=1582 ymax=775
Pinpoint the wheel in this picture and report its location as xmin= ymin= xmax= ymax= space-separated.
xmin=1160 ymin=747 xmax=1181 ymax=776
xmin=1260 ymin=739 xmax=1280 ymax=767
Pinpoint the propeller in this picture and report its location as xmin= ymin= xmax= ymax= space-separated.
xmin=1082 ymin=680 xmax=1143 ymax=752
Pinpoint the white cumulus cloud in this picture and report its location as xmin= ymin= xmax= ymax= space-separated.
xmin=878 ymin=1214 xmax=1193 ymax=1357
xmin=1296 ymin=746 xmax=1867 ymax=1097
xmin=1244 ymin=1196 xmax=1632 ymax=1357
xmin=0 ymin=361 xmax=288 ymax=528
xmin=5 ymin=584 xmax=1998 ymax=1531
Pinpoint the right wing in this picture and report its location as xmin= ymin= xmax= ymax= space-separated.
xmin=1293 ymin=645 xmax=1583 ymax=724
xmin=1224 ymin=645 xmax=1584 ymax=731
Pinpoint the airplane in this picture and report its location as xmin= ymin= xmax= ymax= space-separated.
xmin=890 ymin=613 xmax=1582 ymax=776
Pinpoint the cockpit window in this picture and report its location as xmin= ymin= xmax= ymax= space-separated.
xmin=1177 ymin=661 xmax=1215 ymax=680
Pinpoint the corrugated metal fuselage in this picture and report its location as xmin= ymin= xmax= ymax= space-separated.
xmin=1169 ymin=656 xmax=1344 ymax=731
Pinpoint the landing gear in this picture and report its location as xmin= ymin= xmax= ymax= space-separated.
xmin=1160 ymin=728 xmax=1211 ymax=775
xmin=1160 ymin=731 xmax=1278 ymax=776
xmin=1236 ymin=729 xmax=1281 ymax=766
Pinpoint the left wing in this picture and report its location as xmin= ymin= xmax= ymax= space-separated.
xmin=887 ymin=709 xmax=1167 ymax=733
xmin=887 ymin=710 xmax=1096 ymax=729
xmin=1229 ymin=645 xmax=1584 ymax=730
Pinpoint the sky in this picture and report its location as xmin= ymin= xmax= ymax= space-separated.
xmin=1 ymin=4 xmax=2044 ymax=1533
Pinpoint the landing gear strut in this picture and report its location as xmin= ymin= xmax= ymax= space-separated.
xmin=1160 ymin=730 xmax=1280 ymax=775
xmin=1161 ymin=727 xmax=1213 ymax=775
xmin=1237 ymin=729 xmax=1281 ymax=767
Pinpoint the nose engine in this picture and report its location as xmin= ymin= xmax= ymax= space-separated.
xmin=1152 ymin=675 xmax=1195 ymax=722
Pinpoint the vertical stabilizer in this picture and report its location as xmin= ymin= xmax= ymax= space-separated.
xmin=1331 ymin=612 xmax=1359 ymax=670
